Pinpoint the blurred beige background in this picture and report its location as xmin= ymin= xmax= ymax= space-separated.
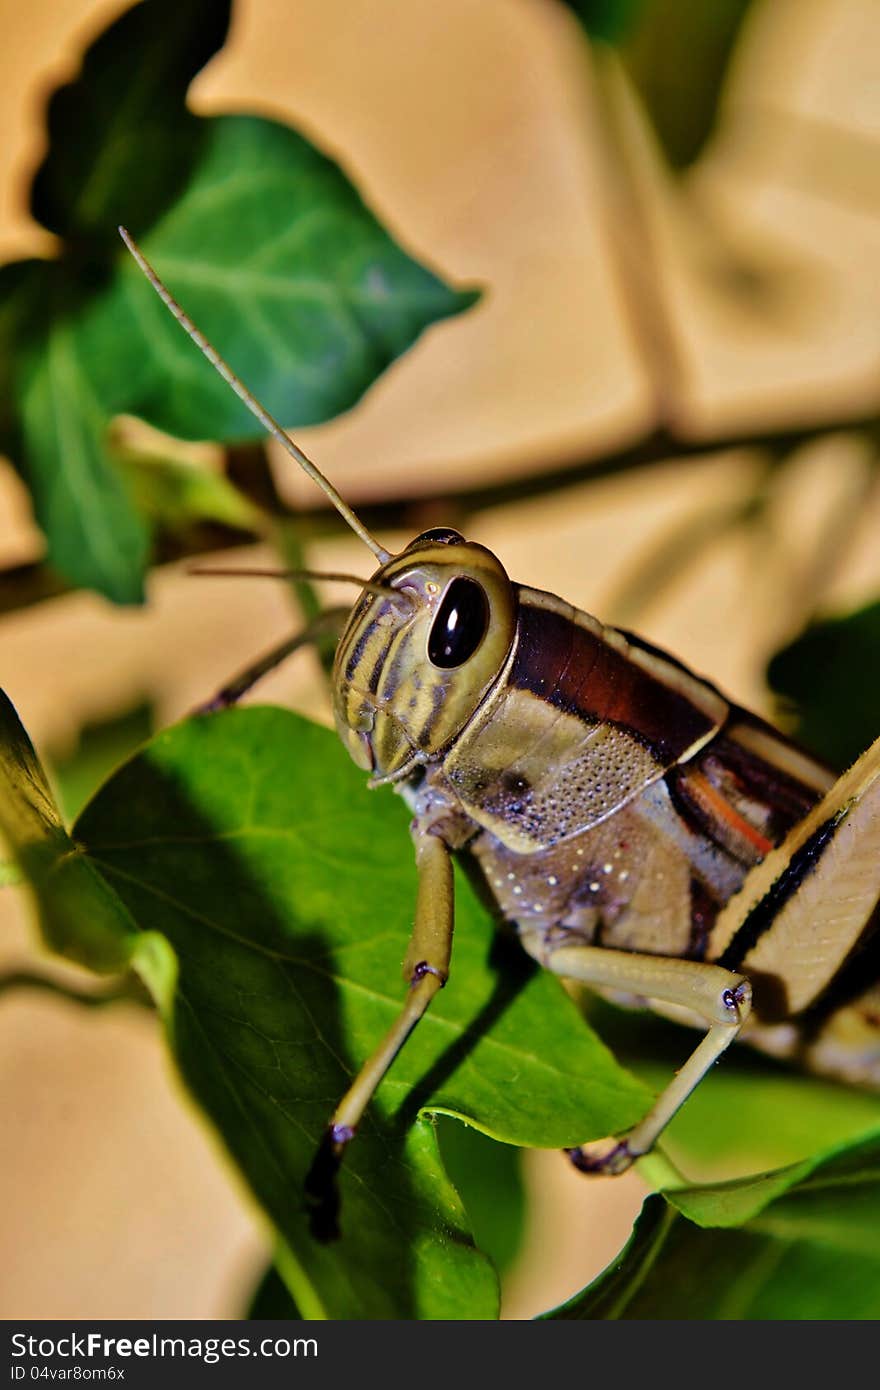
xmin=0 ymin=0 xmax=878 ymax=1319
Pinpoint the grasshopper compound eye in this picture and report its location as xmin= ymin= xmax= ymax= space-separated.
xmin=427 ymin=577 xmax=490 ymax=668
xmin=412 ymin=527 xmax=466 ymax=546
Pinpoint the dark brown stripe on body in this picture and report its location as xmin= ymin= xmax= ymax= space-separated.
xmin=512 ymin=593 xmax=716 ymax=764
xmin=716 ymin=809 xmax=845 ymax=974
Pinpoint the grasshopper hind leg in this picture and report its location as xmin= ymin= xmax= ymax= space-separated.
xmin=745 ymin=905 xmax=880 ymax=1090
xmin=518 ymin=927 xmax=753 ymax=1175
xmin=711 ymin=735 xmax=880 ymax=1089
xmin=524 ymin=734 xmax=880 ymax=1175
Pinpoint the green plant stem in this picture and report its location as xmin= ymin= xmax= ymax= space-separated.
xmin=0 ymin=967 xmax=153 ymax=1010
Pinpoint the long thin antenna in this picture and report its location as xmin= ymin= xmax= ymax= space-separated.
xmin=118 ymin=226 xmax=391 ymax=564
xmin=188 ymin=564 xmax=413 ymax=605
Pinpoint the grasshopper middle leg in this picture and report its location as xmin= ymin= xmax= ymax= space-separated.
xmin=518 ymin=929 xmax=752 ymax=1174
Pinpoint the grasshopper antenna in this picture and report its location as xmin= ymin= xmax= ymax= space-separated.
xmin=188 ymin=564 xmax=414 ymax=606
xmin=118 ymin=226 xmax=392 ymax=565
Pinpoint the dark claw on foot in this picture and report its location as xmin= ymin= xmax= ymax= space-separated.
xmin=192 ymin=695 xmax=231 ymax=716
xmin=565 ymin=1139 xmax=634 ymax=1176
xmin=304 ymin=1127 xmax=350 ymax=1242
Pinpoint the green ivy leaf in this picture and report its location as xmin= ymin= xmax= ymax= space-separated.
xmin=2 ymin=0 xmax=477 ymax=603
xmin=241 ymin=1121 xmax=528 ymax=1320
xmin=436 ymin=1117 xmax=527 ymax=1277
xmin=110 ymin=115 xmax=479 ymax=440
xmin=561 ymin=0 xmax=649 ymax=44
xmin=246 ymin=1263 xmax=301 ymax=1320
xmin=8 ymin=687 xmax=879 ymax=1319
xmin=666 ymin=1128 xmax=880 ymax=1231
xmin=246 ymin=1126 xmax=529 ymax=1308
xmin=30 ymin=0 xmax=230 ymax=245
xmin=11 ymin=266 xmax=151 ymax=604
xmin=3 ymin=697 xmax=649 ymax=1318
xmin=767 ymin=600 xmax=880 ymax=772
xmin=0 ymin=689 xmax=136 ymax=973
xmin=546 ymin=1129 xmax=880 ymax=1318
xmin=0 ymin=260 xmax=45 ymax=456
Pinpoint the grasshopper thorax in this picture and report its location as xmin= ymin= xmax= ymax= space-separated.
xmin=332 ymin=530 xmax=517 ymax=784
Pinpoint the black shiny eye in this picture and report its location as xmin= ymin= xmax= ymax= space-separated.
xmin=427 ymin=577 xmax=490 ymax=668
xmin=413 ymin=527 xmax=466 ymax=546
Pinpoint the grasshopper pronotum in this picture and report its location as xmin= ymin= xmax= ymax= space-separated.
xmin=121 ymin=228 xmax=880 ymax=1235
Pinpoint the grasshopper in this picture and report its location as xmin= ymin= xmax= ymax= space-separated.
xmin=121 ymin=229 xmax=880 ymax=1234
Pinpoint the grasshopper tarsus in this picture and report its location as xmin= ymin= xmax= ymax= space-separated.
xmin=192 ymin=695 xmax=230 ymax=717
xmin=304 ymin=1128 xmax=348 ymax=1243
xmin=565 ymin=1139 xmax=636 ymax=1177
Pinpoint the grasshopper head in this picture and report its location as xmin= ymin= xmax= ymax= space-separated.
xmin=332 ymin=529 xmax=517 ymax=784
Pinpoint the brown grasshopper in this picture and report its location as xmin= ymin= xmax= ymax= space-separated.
xmin=121 ymin=229 xmax=880 ymax=1235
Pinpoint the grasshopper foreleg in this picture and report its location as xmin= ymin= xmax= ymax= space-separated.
xmin=305 ymin=828 xmax=455 ymax=1240
xmin=194 ymin=606 xmax=350 ymax=713
xmin=517 ymin=931 xmax=752 ymax=1174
